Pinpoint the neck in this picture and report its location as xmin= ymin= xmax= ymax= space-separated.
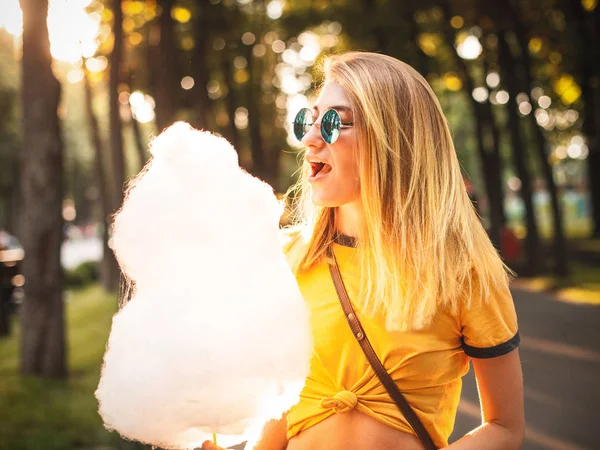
xmin=335 ymin=200 xmax=363 ymax=238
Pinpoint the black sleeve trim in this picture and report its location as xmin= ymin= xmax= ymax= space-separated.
xmin=462 ymin=330 xmax=521 ymax=359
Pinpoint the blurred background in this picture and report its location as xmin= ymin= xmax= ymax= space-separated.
xmin=0 ymin=0 xmax=599 ymax=449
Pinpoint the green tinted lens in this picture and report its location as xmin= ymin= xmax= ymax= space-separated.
xmin=321 ymin=109 xmax=341 ymax=144
xmin=293 ymin=108 xmax=312 ymax=141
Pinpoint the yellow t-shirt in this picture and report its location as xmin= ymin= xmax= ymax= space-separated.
xmin=285 ymin=238 xmax=520 ymax=448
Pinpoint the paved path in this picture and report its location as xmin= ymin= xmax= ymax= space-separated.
xmin=450 ymin=288 xmax=600 ymax=449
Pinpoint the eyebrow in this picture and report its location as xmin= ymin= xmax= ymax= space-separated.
xmin=312 ymin=105 xmax=353 ymax=113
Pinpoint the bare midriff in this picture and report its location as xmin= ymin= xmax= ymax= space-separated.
xmin=286 ymin=410 xmax=425 ymax=450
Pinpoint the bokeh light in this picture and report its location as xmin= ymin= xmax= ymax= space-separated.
xmin=235 ymin=107 xmax=249 ymax=129
xmin=1 ymin=0 xmax=102 ymax=63
xmin=495 ymin=90 xmax=509 ymax=105
xmin=456 ymin=35 xmax=482 ymax=60
xmin=518 ymin=102 xmax=532 ymax=116
xmin=472 ymin=87 xmax=489 ymax=103
xmin=486 ymin=72 xmax=500 ymax=88
xmin=266 ymin=0 xmax=283 ymax=20
xmin=538 ymin=95 xmax=552 ymax=109
xmin=129 ymin=90 xmax=155 ymax=124
xmin=242 ymin=32 xmax=256 ymax=45
xmin=181 ymin=76 xmax=195 ymax=90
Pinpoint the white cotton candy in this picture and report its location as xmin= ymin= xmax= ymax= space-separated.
xmin=95 ymin=122 xmax=312 ymax=449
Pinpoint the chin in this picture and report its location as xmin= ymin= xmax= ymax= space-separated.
xmin=310 ymin=192 xmax=333 ymax=207
xmin=310 ymin=192 xmax=351 ymax=208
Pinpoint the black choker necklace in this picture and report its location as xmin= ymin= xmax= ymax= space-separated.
xmin=333 ymin=234 xmax=357 ymax=248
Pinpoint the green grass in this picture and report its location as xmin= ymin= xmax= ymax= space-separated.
xmin=513 ymin=263 xmax=600 ymax=305
xmin=0 ymin=285 xmax=145 ymax=450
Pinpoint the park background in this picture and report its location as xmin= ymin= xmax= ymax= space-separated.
xmin=0 ymin=0 xmax=599 ymax=449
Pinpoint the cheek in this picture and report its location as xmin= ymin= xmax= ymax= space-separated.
xmin=332 ymin=149 xmax=361 ymax=195
xmin=337 ymin=161 xmax=359 ymax=189
xmin=336 ymin=143 xmax=360 ymax=184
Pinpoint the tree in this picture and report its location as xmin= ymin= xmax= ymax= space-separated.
xmin=152 ymin=0 xmax=180 ymax=132
xmin=107 ymin=0 xmax=126 ymax=291
xmin=510 ymin=2 xmax=569 ymax=276
xmin=0 ymin=30 xmax=21 ymax=234
xmin=19 ymin=0 xmax=66 ymax=377
xmin=84 ymin=64 xmax=119 ymax=291
xmin=440 ymin=3 xmax=506 ymax=249
xmin=191 ymin=0 xmax=214 ymax=131
xmin=220 ymin=38 xmax=241 ymax=151
xmin=568 ymin=0 xmax=600 ymax=237
xmin=0 ymin=88 xmax=20 ymax=233
xmin=497 ymin=28 xmax=540 ymax=275
xmin=110 ymin=0 xmax=126 ymax=203
xmin=126 ymin=70 xmax=149 ymax=169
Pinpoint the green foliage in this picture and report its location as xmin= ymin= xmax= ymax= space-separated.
xmin=64 ymin=261 xmax=100 ymax=290
xmin=0 ymin=285 xmax=148 ymax=450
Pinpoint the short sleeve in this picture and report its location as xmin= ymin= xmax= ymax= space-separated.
xmin=460 ymin=278 xmax=520 ymax=359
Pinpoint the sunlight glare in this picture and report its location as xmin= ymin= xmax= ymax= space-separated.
xmin=129 ymin=90 xmax=156 ymax=124
xmin=0 ymin=0 xmax=23 ymax=36
xmin=85 ymin=56 xmax=108 ymax=73
xmin=266 ymin=0 xmax=283 ymax=20
xmin=280 ymin=74 xmax=302 ymax=95
xmin=1 ymin=0 xmax=101 ymax=63
xmin=67 ymin=68 xmax=84 ymax=84
xmin=48 ymin=0 xmax=101 ymax=62
xmin=298 ymin=31 xmax=321 ymax=63
xmin=456 ymin=35 xmax=482 ymax=60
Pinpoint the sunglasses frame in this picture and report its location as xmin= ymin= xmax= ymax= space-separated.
xmin=292 ymin=108 xmax=354 ymax=144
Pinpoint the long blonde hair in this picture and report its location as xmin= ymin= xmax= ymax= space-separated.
xmin=284 ymin=51 xmax=513 ymax=331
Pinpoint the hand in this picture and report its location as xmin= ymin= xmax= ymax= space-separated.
xmin=201 ymin=440 xmax=227 ymax=450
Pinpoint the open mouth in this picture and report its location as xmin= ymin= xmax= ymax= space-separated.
xmin=309 ymin=162 xmax=332 ymax=177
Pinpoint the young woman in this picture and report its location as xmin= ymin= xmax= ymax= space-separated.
xmin=203 ymin=51 xmax=524 ymax=450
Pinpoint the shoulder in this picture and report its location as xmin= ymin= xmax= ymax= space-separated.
xmin=459 ymin=267 xmax=519 ymax=358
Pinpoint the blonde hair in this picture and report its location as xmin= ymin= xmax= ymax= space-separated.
xmin=284 ymin=51 xmax=513 ymax=331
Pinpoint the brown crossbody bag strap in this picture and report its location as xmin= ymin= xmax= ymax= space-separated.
xmin=328 ymin=251 xmax=437 ymax=450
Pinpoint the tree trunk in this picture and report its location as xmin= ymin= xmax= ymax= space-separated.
xmin=511 ymin=3 xmax=569 ymax=276
xmin=67 ymin=158 xmax=92 ymax=225
xmin=360 ymin=0 xmax=388 ymax=52
xmin=106 ymin=0 xmax=126 ymax=291
xmin=0 ymin=90 xmax=20 ymax=234
xmin=153 ymin=0 xmax=178 ymax=132
xmin=479 ymin=36 xmax=507 ymax=246
xmin=440 ymin=4 xmax=505 ymax=249
xmin=221 ymin=44 xmax=240 ymax=151
xmin=246 ymin=45 xmax=272 ymax=184
xmin=110 ymin=0 xmax=126 ymax=203
xmin=83 ymin=65 xmax=120 ymax=292
xmin=125 ymin=71 xmax=148 ymax=169
xmin=192 ymin=0 xmax=213 ymax=131
xmin=570 ymin=0 xmax=600 ymax=237
xmin=19 ymin=0 xmax=66 ymax=378
xmin=405 ymin=5 xmax=429 ymax=76
xmin=131 ymin=114 xmax=147 ymax=168
xmin=498 ymin=30 xmax=540 ymax=275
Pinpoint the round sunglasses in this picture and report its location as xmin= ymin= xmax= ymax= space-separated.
xmin=293 ymin=108 xmax=354 ymax=144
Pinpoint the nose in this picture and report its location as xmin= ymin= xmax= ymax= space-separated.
xmin=301 ymin=120 xmax=325 ymax=149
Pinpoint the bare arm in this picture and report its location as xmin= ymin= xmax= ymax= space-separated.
xmin=444 ymin=349 xmax=524 ymax=450
xmin=202 ymin=413 xmax=289 ymax=450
